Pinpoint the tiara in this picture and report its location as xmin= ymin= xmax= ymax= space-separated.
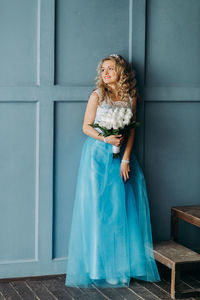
xmin=109 ymin=54 xmax=119 ymax=58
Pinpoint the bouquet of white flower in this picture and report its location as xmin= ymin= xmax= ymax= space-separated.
xmin=90 ymin=107 xmax=140 ymax=158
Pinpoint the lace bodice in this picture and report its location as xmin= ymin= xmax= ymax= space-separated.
xmin=93 ymin=89 xmax=133 ymax=125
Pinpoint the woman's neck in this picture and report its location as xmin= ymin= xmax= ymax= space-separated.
xmin=107 ymin=83 xmax=120 ymax=101
xmin=107 ymin=83 xmax=117 ymax=92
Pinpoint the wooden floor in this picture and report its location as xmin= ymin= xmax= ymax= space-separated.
xmin=0 ymin=267 xmax=200 ymax=300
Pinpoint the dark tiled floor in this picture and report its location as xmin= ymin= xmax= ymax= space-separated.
xmin=0 ymin=267 xmax=200 ymax=299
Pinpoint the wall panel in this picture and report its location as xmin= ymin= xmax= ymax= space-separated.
xmin=144 ymin=102 xmax=200 ymax=244
xmin=0 ymin=102 xmax=38 ymax=262
xmin=0 ymin=0 xmax=39 ymax=86
xmin=145 ymin=0 xmax=200 ymax=86
xmin=53 ymin=101 xmax=87 ymax=259
xmin=55 ymin=0 xmax=130 ymax=86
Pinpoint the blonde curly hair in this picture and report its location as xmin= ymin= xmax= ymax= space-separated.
xmin=95 ymin=54 xmax=140 ymax=107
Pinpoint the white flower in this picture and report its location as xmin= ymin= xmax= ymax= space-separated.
xmin=124 ymin=114 xmax=131 ymax=121
xmin=105 ymin=115 xmax=111 ymax=123
xmin=101 ymin=116 xmax=107 ymax=124
xmin=123 ymin=118 xmax=130 ymax=125
xmin=106 ymin=122 xmax=112 ymax=129
xmin=119 ymin=107 xmax=126 ymax=114
xmin=110 ymin=116 xmax=115 ymax=125
xmin=113 ymin=107 xmax=119 ymax=114
xmin=113 ymin=123 xmax=119 ymax=129
xmin=126 ymin=109 xmax=133 ymax=118
xmin=118 ymin=119 xmax=124 ymax=128
xmin=118 ymin=112 xmax=125 ymax=119
xmin=113 ymin=119 xmax=118 ymax=126
xmin=107 ymin=112 xmax=112 ymax=118
xmin=118 ymin=116 xmax=124 ymax=122
xmin=99 ymin=121 xmax=105 ymax=127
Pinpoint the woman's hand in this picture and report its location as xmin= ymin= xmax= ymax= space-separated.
xmin=120 ymin=161 xmax=130 ymax=182
xmin=105 ymin=134 xmax=124 ymax=146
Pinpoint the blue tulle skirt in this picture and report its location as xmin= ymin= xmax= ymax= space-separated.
xmin=65 ymin=136 xmax=160 ymax=287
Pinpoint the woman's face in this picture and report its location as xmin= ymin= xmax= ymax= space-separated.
xmin=101 ymin=60 xmax=118 ymax=85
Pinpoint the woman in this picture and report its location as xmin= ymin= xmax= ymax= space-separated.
xmin=65 ymin=54 xmax=160 ymax=287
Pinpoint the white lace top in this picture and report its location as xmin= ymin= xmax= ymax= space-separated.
xmin=93 ymin=89 xmax=133 ymax=125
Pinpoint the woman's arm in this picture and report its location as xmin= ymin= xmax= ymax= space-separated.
xmin=82 ymin=91 xmax=104 ymax=142
xmin=82 ymin=91 xmax=124 ymax=146
xmin=122 ymin=97 xmax=137 ymax=160
xmin=120 ymin=97 xmax=137 ymax=182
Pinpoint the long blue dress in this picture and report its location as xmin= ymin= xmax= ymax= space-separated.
xmin=65 ymin=90 xmax=160 ymax=288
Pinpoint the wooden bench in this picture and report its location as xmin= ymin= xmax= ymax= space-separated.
xmin=171 ymin=205 xmax=200 ymax=241
xmin=153 ymin=205 xmax=200 ymax=299
xmin=153 ymin=240 xmax=200 ymax=299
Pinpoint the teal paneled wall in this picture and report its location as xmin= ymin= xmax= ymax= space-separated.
xmin=53 ymin=101 xmax=87 ymax=259
xmin=145 ymin=0 xmax=200 ymax=86
xmin=145 ymin=102 xmax=200 ymax=248
xmin=0 ymin=0 xmax=199 ymax=279
xmin=0 ymin=102 xmax=38 ymax=261
xmin=0 ymin=0 xmax=38 ymax=85
xmin=55 ymin=0 xmax=130 ymax=85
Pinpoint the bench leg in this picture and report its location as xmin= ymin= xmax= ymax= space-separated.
xmin=171 ymin=266 xmax=180 ymax=299
xmin=171 ymin=210 xmax=179 ymax=241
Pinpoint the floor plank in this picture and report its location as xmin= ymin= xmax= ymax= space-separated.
xmin=0 ymin=291 xmax=5 ymax=300
xmin=40 ymin=278 xmax=73 ymax=300
xmin=57 ymin=276 xmax=92 ymax=300
xmin=26 ymin=280 xmax=58 ymax=300
xmin=129 ymin=280 xmax=159 ymax=300
xmin=110 ymin=286 xmax=143 ymax=300
xmin=80 ymin=285 xmax=109 ymax=300
xmin=140 ymin=280 xmax=171 ymax=300
xmin=10 ymin=281 xmax=38 ymax=300
xmin=0 ymin=282 xmax=22 ymax=300
xmin=94 ymin=287 xmax=125 ymax=300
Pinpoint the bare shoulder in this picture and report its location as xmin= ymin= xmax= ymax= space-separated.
xmin=92 ymin=90 xmax=99 ymax=97
xmin=88 ymin=90 xmax=99 ymax=106
xmin=92 ymin=89 xmax=99 ymax=99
